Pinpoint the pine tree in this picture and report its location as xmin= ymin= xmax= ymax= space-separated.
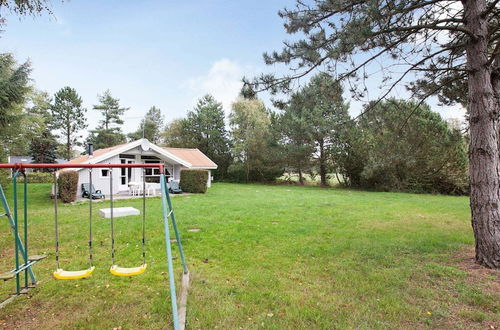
xmin=51 ymin=86 xmax=87 ymax=160
xmin=128 ymin=106 xmax=164 ymax=143
xmin=27 ymin=90 xmax=59 ymax=166
xmin=90 ymin=90 xmax=128 ymax=149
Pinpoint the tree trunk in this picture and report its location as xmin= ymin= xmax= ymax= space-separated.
xmin=335 ymin=171 xmax=342 ymax=186
xmin=318 ymin=139 xmax=327 ymax=186
xmin=463 ymin=0 xmax=500 ymax=268
xmin=298 ymin=167 xmax=304 ymax=185
xmin=66 ymin=131 xmax=71 ymax=161
xmin=245 ymin=150 xmax=250 ymax=184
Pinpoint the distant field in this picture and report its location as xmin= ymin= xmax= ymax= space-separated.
xmin=0 ymin=183 xmax=498 ymax=329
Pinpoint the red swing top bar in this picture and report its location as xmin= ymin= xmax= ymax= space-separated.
xmin=0 ymin=163 xmax=165 ymax=172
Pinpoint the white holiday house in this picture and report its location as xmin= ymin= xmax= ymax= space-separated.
xmin=64 ymin=139 xmax=217 ymax=196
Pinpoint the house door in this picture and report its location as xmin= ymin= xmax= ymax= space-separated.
xmin=120 ymin=159 xmax=134 ymax=191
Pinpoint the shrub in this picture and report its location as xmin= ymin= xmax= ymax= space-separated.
xmin=0 ymin=154 xmax=10 ymax=189
xmin=0 ymin=169 xmax=10 ymax=189
xmin=226 ymin=162 xmax=284 ymax=183
xmin=340 ymin=99 xmax=469 ymax=195
xmin=18 ymin=172 xmax=53 ymax=183
xmin=58 ymin=171 xmax=79 ymax=203
xmin=180 ymin=170 xmax=208 ymax=193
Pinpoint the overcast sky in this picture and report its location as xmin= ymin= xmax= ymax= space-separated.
xmin=2 ymin=0 xmax=465 ymax=135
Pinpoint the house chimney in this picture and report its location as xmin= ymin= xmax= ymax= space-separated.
xmin=87 ymin=143 xmax=94 ymax=156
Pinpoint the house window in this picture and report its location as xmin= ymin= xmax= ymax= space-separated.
xmin=119 ymin=154 xmax=136 ymax=159
xmin=144 ymin=160 xmax=170 ymax=183
xmin=120 ymin=159 xmax=133 ymax=185
xmin=100 ymin=169 xmax=110 ymax=178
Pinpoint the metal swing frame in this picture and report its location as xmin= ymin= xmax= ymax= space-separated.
xmin=0 ymin=170 xmax=47 ymax=299
xmin=0 ymin=163 xmax=189 ymax=330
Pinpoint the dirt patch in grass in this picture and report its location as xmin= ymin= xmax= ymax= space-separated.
xmin=444 ymin=247 xmax=500 ymax=329
xmin=455 ymin=247 xmax=500 ymax=297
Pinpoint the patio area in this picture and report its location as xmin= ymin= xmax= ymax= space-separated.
xmin=75 ymin=188 xmax=184 ymax=202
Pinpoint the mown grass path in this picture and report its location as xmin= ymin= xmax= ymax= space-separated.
xmin=0 ymin=183 xmax=498 ymax=329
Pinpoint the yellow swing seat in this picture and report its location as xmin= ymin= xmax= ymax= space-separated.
xmin=53 ymin=266 xmax=95 ymax=280
xmin=110 ymin=264 xmax=147 ymax=277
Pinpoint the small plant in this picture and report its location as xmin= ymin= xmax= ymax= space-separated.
xmin=180 ymin=170 xmax=208 ymax=193
xmin=57 ymin=170 xmax=79 ymax=203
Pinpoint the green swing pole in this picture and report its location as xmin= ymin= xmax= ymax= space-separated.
xmin=0 ymin=184 xmax=36 ymax=284
xmin=22 ymin=171 xmax=28 ymax=289
xmin=13 ymin=170 xmax=20 ymax=294
xmin=160 ymin=173 xmax=180 ymax=330
xmin=163 ymin=178 xmax=188 ymax=274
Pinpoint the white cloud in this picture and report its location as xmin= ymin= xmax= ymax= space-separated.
xmin=185 ymin=58 xmax=255 ymax=114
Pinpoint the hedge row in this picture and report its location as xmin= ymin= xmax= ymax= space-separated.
xmin=17 ymin=172 xmax=54 ymax=183
xmin=57 ymin=171 xmax=79 ymax=203
xmin=180 ymin=170 xmax=208 ymax=193
xmin=0 ymin=170 xmax=9 ymax=189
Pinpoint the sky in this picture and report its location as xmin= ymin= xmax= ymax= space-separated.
xmin=1 ymin=0 xmax=465 ymax=135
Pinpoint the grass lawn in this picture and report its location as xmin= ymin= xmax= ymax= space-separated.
xmin=0 ymin=183 xmax=498 ymax=329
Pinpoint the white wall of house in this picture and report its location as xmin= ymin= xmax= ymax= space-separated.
xmin=77 ymin=154 xmax=123 ymax=196
xmin=74 ymin=151 xmax=200 ymax=198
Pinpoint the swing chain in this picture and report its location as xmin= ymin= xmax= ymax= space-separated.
xmin=88 ymin=168 xmax=93 ymax=268
xmin=142 ymin=167 xmax=147 ymax=265
xmin=53 ymin=171 xmax=60 ymax=270
xmin=110 ymin=166 xmax=115 ymax=265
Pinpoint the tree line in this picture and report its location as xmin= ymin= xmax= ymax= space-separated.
xmin=0 ymin=53 xmax=468 ymax=194
xmin=163 ymin=74 xmax=468 ymax=194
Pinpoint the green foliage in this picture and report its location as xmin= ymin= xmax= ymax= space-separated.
xmin=57 ymin=170 xmax=78 ymax=203
xmin=86 ymin=129 xmax=126 ymax=150
xmin=0 ymin=0 xmax=54 ymax=18
xmin=51 ymin=86 xmax=87 ymax=160
xmin=186 ymin=95 xmax=232 ymax=179
xmin=341 ymin=99 xmax=468 ymax=194
xmin=229 ymin=97 xmax=284 ymax=182
xmin=0 ymin=154 xmax=10 ymax=189
xmin=161 ymin=118 xmax=194 ymax=147
xmin=279 ymin=73 xmax=350 ymax=186
xmin=0 ymin=53 xmax=33 ymax=161
xmin=27 ymin=90 xmax=59 ymax=166
xmin=93 ymin=90 xmax=128 ymax=130
xmin=0 ymin=54 xmax=30 ymax=128
xmin=90 ymin=90 xmax=128 ymax=149
xmin=179 ymin=169 xmax=208 ymax=193
xmin=128 ymin=106 xmax=164 ymax=143
xmin=17 ymin=171 xmax=53 ymax=183
xmin=28 ymin=133 xmax=58 ymax=165
xmin=162 ymin=95 xmax=232 ymax=179
xmin=251 ymin=0 xmax=498 ymax=106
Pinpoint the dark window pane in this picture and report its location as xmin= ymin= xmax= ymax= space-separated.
xmin=121 ymin=177 xmax=126 ymax=185
xmin=119 ymin=154 xmax=136 ymax=159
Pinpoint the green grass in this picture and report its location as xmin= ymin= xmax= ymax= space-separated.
xmin=0 ymin=183 xmax=498 ymax=329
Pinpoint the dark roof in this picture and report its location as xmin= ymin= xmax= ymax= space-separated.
xmin=8 ymin=156 xmax=67 ymax=164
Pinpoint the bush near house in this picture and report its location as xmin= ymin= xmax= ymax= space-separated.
xmin=57 ymin=171 xmax=78 ymax=203
xmin=180 ymin=169 xmax=208 ymax=193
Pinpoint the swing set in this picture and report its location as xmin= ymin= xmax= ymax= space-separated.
xmin=0 ymin=163 xmax=189 ymax=330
